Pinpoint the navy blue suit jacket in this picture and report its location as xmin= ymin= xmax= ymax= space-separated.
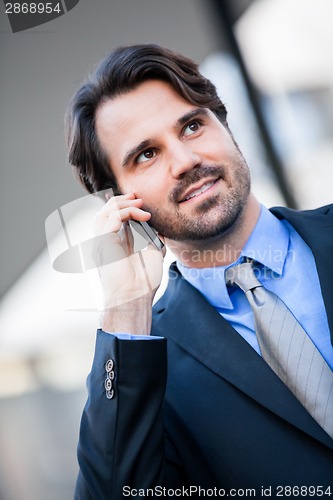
xmin=75 ymin=205 xmax=333 ymax=499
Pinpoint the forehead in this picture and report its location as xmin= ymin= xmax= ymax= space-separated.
xmin=95 ymin=80 xmax=197 ymax=163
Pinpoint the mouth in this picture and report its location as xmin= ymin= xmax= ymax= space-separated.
xmin=179 ymin=178 xmax=220 ymax=204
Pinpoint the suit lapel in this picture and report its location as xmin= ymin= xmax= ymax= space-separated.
xmin=271 ymin=205 xmax=333 ymax=346
xmin=154 ymin=263 xmax=333 ymax=450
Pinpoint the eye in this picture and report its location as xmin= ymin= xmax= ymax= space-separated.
xmin=136 ymin=149 xmax=157 ymax=164
xmin=183 ymin=120 xmax=202 ymax=137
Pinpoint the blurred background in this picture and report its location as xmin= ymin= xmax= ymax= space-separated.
xmin=1 ymin=0 xmax=332 ymax=498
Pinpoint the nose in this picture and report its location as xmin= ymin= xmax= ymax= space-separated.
xmin=168 ymin=140 xmax=202 ymax=179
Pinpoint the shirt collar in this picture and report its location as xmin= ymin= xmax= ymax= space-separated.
xmin=240 ymin=204 xmax=289 ymax=276
xmin=177 ymin=205 xmax=290 ymax=310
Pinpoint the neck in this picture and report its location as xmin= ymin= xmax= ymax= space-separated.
xmin=166 ymin=194 xmax=261 ymax=268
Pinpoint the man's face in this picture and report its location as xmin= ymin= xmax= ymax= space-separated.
xmin=95 ymin=80 xmax=251 ymax=242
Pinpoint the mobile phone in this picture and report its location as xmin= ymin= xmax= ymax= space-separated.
xmin=128 ymin=219 xmax=164 ymax=251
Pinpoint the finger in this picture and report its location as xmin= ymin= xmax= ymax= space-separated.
xmin=96 ymin=193 xmax=136 ymax=219
xmin=94 ymin=200 xmax=151 ymax=235
xmin=97 ymin=199 xmax=143 ymax=224
xmin=102 ymin=195 xmax=142 ymax=213
xmin=102 ymin=207 xmax=151 ymax=234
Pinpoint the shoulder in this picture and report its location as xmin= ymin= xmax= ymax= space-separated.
xmin=270 ymin=203 xmax=333 ymax=220
xmin=269 ymin=204 xmax=333 ymax=249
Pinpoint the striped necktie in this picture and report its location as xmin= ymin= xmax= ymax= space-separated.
xmin=225 ymin=260 xmax=333 ymax=439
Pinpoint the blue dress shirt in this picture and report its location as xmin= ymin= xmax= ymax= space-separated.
xmin=178 ymin=205 xmax=333 ymax=369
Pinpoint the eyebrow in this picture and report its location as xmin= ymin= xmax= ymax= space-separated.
xmin=121 ymin=107 xmax=209 ymax=167
xmin=122 ymin=139 xmax=152 ymax=167
xmin=176 ymin=107 xmax=209 ymax=128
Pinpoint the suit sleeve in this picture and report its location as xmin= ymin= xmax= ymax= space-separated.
xmin=74 ymin=329 xmax=168 ymax=499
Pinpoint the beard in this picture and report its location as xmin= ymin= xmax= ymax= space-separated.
xmin=145 ymin=151 xmax=251 ymax=242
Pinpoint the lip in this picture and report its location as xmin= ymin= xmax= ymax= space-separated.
xmin=179 ymin=177 xmax=220 ymax=204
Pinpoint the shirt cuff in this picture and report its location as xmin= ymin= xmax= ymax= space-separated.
xmin=106 ymin=332 xmax=163 ymax=340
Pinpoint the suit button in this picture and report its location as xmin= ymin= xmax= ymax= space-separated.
xmin=104 ymin=359 xmax=115 ymax=399
xmin=105 ymin=378 xmax=113 ymax=391
xmin=106 ymin=389 xmax=114 ymax=399
xmin=105 ymin=359 xmax=114 ymax=372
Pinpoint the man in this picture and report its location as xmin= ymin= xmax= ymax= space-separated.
xmin=67 ymin=45 xmax=333 ymax=499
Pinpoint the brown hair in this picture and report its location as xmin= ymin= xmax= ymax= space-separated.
xmin=66 ymin=44 xmax=228 ymax=194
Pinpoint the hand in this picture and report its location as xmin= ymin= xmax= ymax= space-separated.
xmin=93 ymin=193 xmax=164 ymax=334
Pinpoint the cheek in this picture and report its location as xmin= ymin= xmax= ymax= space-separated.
xmin=116 ymin=172 xmax=145 ymax=195
xmin=139 ymin=186 xmax=161 ymax=205
xmin=124 ymin=169 xmax=167 ymax=200
xmin=119 ymin=179 xmax=155 ymax=203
